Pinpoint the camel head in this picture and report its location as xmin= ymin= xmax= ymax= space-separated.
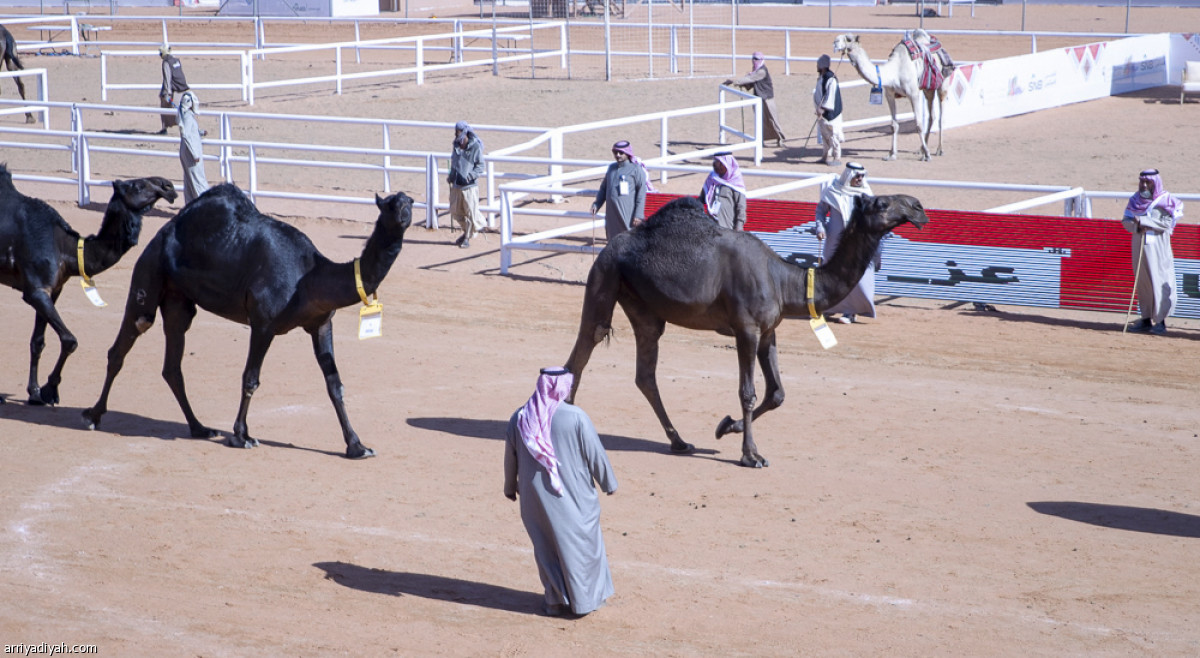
xmin=112 ymin=177 xmax=177 ymax=213
xmin=832 ymin=34 xmax=859 ymax=55
xmin=374 ymin=191 xmax=414 ymax=236
xmin=854 ymin=193 xmax=928 ymax=234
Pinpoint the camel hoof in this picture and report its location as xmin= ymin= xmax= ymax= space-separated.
xmin=669 ymin=442 xmax=695 ymax=455
xmin=738 ymin=454 xmax=770 ymax=468
xmin=226 ymin=436 xmax=259 ymax=449
xmin=715 ymin=415 xmax=743 ymax=438
xmin=346 ymin=445 xmax=376 ymax=460
xmin=81 ymin=409 xmax=100 ymax=430
xmin=191 ymin=426 xmax=219 ymax=439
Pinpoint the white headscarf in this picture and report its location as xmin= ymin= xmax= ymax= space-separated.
xmin=177 ymin=90 xmax=199 ymax=126
xmin=515 ymin=367 xmax=575 ymax=495
xmin=820 ymin=162 xmax=872 ymax=221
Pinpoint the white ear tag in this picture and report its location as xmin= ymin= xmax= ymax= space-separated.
xmin=358 ymin=302 xmax=383 ymax=340
xmin=809 ymin=316 xmax=837 ymax=350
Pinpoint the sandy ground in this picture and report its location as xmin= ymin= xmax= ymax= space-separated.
xmin=3 ymin=6 xmax=1200 ymax=657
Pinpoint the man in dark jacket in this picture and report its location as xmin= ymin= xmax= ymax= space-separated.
xmin=448 ymin=121 xmax=486 ymax=248
xmin=158 ymin=45 xmax=190 ymax=134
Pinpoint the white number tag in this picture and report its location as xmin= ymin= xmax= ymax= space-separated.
xmin=618 ymin=180 xmax=630 ymax=196
xmin=358 ymin=303 xmax=383 ymax=340
xmin=81 ymin=279 xmax=107 ymax=307
xmin=809 ymin=316 xmax=837 ymax=350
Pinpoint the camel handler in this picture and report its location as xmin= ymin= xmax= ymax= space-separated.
xmin=591 ymin=140 xmax=648 ymax=240
xmin=448 ymin=120 xmax=487 ymax=249
xmin=699 ymin=152 xmax=747 ymax=231
xmin=1122 ymin=168 xmax=1183 ymax=335
xmin=813 ymin=54 xmax=844 ymax=167
xmin=157 ymin=45 xmax=190 ymax=134
xmin=504 ymin=367 xmax=618 ymax=618
xmin=176 ymin=90 xmax=209 ymax=204
xmin=815 ymin=162 xmax=877 ymax=323
xmin=723 ymin=52 xmax=786 ymax=148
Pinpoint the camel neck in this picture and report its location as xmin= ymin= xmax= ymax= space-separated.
xmin=847 ymin=48 xmax=880 ymax=86
xmin=778 ymin=222 xmax=882 ymax=318
xmin=81 ymin=202 xmax=143 ymax=277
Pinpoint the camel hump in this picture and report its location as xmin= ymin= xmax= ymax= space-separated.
xmin=0 ymin=163 xmax=12 ymax=190
xmin=647 ymin=195 xmax=707 ymax=225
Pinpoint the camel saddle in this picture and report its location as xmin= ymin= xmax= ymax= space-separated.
xmin=903 ymin=37 xmax=955 ymax=92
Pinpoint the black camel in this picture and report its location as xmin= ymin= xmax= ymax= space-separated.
xmin=82 ymin=184 xmax=414 ymax=459
xmin=564 ymin=194 xmax=928 ymax=467
xmin=1 ymin=24 xmax=37 ymax=123
xmin=0 ymin=163 xmax=177 ymax=405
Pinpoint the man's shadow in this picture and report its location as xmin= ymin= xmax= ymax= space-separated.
xmin=314 ymin=561 xmax=544 ymax=615
xmin=406 ymin=417 xmax=721 ymax=458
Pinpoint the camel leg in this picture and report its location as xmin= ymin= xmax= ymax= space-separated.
xmin=310 ymin=320 xmax=374 ymax=459
xmin=82 ymin=297 xmax=159 ymax=431
xmin=934 ymin=93 xmax=945 ymax=157
xmin=22 ymin=288 xmax=75 ymax=406
xmin=564 ymin=251 xmax=619 ymax=404
xmin=159 ymin=298 xmax=219 ymax=439
xmin=730 ymin=330 xmax=768 ymax=467
xmin=715 ymin=330 xmax=784 ymax=445
xmin=11 ymin=70 xmax=35 ymax=124
xmin=911 ymin=96 xmax=931 ymax=161
xmin=885 ymin=95 xmax=900 ymax=161
xmin=229 ymin=329 xmax=275 ymax=449
xmin=624 ymin=303 xmax=694 ymax=455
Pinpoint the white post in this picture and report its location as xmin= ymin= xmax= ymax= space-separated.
xmin=560 ymin=22 xmax=567 ymax=69
xmin=784 ymin=30 xmax=791 ymax=76
xmin=754 ymin=97 xmax=762 ymax=166
xmin=604 ymin=0 xmax=612 ymax=81
xmin=240 ymin=52 xmax=249 ymax=103
xmin=659 ymin=116 xmax=668 ymax=186
xmin=718 ymin=87 xmax=727 ymax=145
xmin=220 ymin=112 xmax=232 ymax=183
xmin=68 ymin=17 xmax=80 ymax=56
xmin=486 ymin=160 xmax=496 ymax=228
xmin=382 ymin=125 xmax=392 ymax=194
xmin=500 ymin=190 xmax=513 ymax=274
xmin=417 ymin=39 xmax=425 ymax=85
xmin=355 ymin=20 xmax=362 ymax=64
xmin=38 ymin=72 xmax=49 ymax=130
xmin=247 ymin=56 xmax=256 ymax=105
xmin=336 ymin=46 xmax=343 ymax=96
xmin=248 ymin=145 xmax=258 ymax=203
xmin=549 ymin=130 xmax=563 ymax=203
xmin=647 ymin=0 xmax=654 ymax=79
xmin=670 ymin=25 xmax=678 ymax=74
xmin=425 ymin=153 xmax=439 ymax=229
xmin=101 ymin=52 xmax=109 ymax=101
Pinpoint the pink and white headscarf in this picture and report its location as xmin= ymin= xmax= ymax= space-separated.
xmin=515 ymin=367 xmax=575 ymax=495
xmin=611 ymin=140 xmax=656 ymax=193
xmin=701 ymin=152 xmax=747 ymax=214
xmin=751 ymin=51 xmax=766 ymax=72
xmin=1125 ymin=169 xmax=1183 ymax=227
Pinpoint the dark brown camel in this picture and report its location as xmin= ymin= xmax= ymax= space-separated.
xmin=1 ymin=24 xmax=37 ymax=124
xmin=0 ymin=164 xmax=176 ymax=406
xmin=82 ymin=184 xmax=414 ymax=459
xmin=564 ymin=194 xmax=928 ymax=467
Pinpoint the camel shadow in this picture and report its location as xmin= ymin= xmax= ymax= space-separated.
xmin=405 ymin=416 xmax=719 ymax=457
xmin=0 ymin=401 xmax=342 ymax=457
xmin=314 ymin=561 xmax=544 ymax=614
xmin=1028 ymin=501 xmax=1200 ymax=538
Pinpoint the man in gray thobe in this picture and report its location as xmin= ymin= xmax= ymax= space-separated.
xmin=591 ymin=140 xmax=647 ymax=240
xmin=177 ymin=90 xmax=209 ymax=204
xmin=504 ymin=367 xmax=618 ymax=617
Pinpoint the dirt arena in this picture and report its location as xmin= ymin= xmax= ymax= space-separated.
xmin=2 ymin=4 xmax=1199 ymax=656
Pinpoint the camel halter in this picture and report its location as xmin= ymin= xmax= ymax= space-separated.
xmin=806 ymin=267 xmax=818 ymax=319
xmin=77 ymin=238 xmax=106 ymax=307
xmin=354 ymin=257 xmax=384 ymax=339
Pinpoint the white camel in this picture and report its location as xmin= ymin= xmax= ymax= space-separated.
xmin=833 ymin=32 xmax=952 ymax=161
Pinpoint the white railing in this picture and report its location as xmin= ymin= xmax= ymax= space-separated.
xmin=97 ymin=21 xmax=568 ymax=105
xmin=0 ymin=68 xmax=51 ymax=127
